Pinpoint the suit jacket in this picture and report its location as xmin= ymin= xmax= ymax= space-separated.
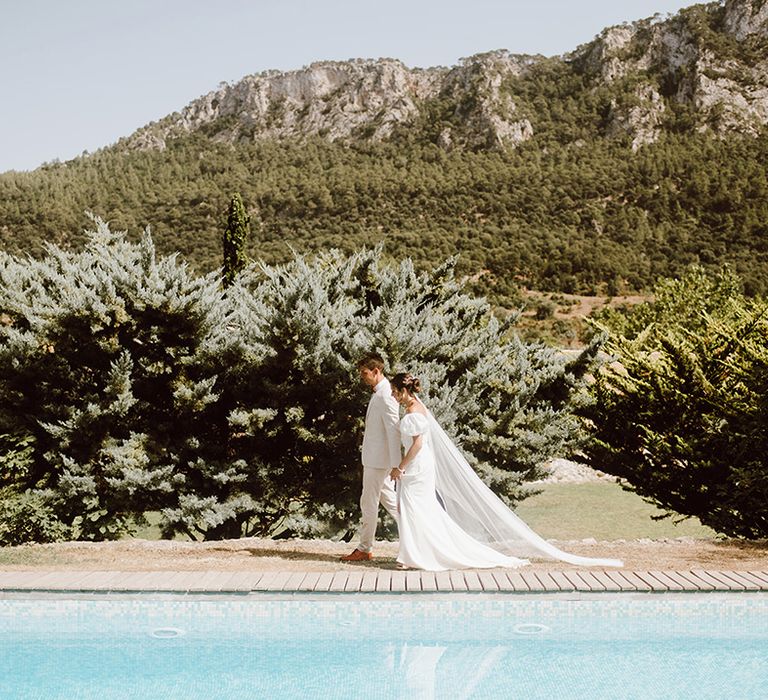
xmin=361 ymin=378 xmax=401 ymax=469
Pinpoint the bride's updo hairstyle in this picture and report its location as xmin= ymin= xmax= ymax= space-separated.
xmin=391 ymin=372 xmax=421 ymax=394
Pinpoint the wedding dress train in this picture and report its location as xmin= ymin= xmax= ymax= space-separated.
xmin=395 ymin=407 xmax=623 ymax=571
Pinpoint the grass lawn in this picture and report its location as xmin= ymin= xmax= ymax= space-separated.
xmin=124 ymin=483 xmax=713 ymax=543
xmin=126 ymin=482 xmax=712 ymax=543
xmin=129 ymin=513 xmax=182 ymax=541
xmin=514 ymin=481 xmax=716 ymax=541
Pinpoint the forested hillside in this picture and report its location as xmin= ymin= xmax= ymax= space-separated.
xmin=1 ymin=0 xmax=767 ymax=302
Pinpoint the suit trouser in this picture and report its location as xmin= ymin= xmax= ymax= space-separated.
xmin=358 ymin=466 xmax=399 ymax=552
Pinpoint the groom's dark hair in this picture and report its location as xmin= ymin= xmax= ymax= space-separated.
xmin=356 ymin=353 xmax=385 ymax=372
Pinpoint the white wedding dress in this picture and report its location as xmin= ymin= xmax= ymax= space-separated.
xmin=395 ymin=405 xmax=623 ymax=571
xmin=397 ymin=412 xmax=524 ymax=571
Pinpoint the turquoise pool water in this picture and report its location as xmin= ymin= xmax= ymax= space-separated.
xmin=1 ymin=594 xmax=767 ymax=699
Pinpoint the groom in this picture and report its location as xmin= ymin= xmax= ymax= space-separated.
xmin=341 ymin=353 xmax=401 ymax=561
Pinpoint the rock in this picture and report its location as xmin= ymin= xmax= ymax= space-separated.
xmin=437 ymin=127 xmax=453 ymax=150
xmin=579 ymin=24 xmax=643 ymax=83
xmin=605 ymin=83 xmax=666 ymax=149
xmin=443 ymin=51 xmax=537 ymax=149
xmin=123 ymin=53 xmax=537 ymax=153
xmin=570 ymin=0 xmax=768 ymax=144
xmin=534 ymin=458 xmax=618 ymax=484
xmin=687 ymin=51 xmax=768 ymax=136
xmin=723 ymin=0 xmax=768 ymax=40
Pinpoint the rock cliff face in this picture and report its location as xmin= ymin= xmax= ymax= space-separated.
xmin=574 ymin=0 xmax=768 ymax=148
xmin=124 ymin=0 xmax=768 ymax=153
xmin=181 ymin=59 xmax=441 ymax=143
xmin=722 ymin=0 xmax=768 ymax=38
xmin=126 ymin=51 xmax=539 ymax=153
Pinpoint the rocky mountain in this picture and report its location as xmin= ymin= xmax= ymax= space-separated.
xmin=3 ymin=0 xmax=768 ymax=305
xmin=124 ymin=0 xmax=768 ymax=154
xmin=125 ymin=52 xmax=538 ymax=153
xmin=578 ymin=0 xmax=768 ymax=147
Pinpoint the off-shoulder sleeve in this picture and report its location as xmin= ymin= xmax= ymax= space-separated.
xmin=399 ymin=412 xmax=429 ymax=436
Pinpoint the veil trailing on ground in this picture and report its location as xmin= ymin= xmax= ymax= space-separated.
xmin=425 ymin=407 xmax=623 ymax=568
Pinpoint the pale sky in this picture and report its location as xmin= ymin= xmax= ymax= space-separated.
xmin=0 ymin=0 xmax=696 ymax=173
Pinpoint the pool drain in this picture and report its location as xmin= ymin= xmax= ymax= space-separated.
xmin=150 ymin=627 xmax=186 ymax=639
xmin=512 ymin=623 xmax=549 ymax=635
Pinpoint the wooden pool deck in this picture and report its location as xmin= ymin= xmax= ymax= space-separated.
xmin=2 ymin=569 xmax=768 ymax=594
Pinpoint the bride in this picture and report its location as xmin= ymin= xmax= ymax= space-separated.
xmin=389 ymin=372 xmax=622 ymax=571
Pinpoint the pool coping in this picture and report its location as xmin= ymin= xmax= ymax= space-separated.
xmin=1 ymin=569 xmax=767 ymax=594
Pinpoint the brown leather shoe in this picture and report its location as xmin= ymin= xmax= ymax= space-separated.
xmin=340 ymin=549 xmax=373 ymax=562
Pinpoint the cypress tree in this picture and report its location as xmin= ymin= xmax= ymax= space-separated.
xmin=222 ymin=193 xmax=250 ymax=287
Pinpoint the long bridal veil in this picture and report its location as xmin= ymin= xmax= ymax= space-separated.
xmin=426 ymin=410 xmax=623 ymax=568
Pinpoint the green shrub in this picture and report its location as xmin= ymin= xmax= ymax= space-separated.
xmin=0 ymin=221 xmax=601 ymax=541
xmin=232 ymin=248 xmax=602 ymax=537
xmin=0 ymin=432 xmax=70 ymax=544
xmin=0 ymin=217 xmax=266 ymax=542
xmin=0 ymin=488 xmax=71 ymax=545
xmin=584 ymin=267 xmax=768 ymax=538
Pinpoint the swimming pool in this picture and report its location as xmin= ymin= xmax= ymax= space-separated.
xmin=1 ymin=593 xmax=766 ymax=699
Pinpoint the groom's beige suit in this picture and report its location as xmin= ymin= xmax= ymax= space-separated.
xmin=358 ymin=377 xmax=401 ymax=552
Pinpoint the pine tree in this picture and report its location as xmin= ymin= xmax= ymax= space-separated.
xmin=222 ymin=193 xmax=250 ymax=287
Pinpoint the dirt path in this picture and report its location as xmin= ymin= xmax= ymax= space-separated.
xmin=3 ymin=537 xmax=768 ymax=572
